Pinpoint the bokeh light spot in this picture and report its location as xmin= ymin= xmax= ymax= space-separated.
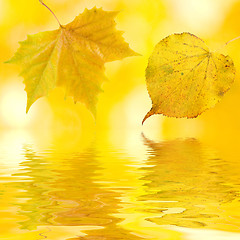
xmin=0 ymin=82 xmax=30 ymax=128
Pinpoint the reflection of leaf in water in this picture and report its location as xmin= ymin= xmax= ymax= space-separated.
xmin=12 ymin=147 xmax=60 ymax=230
xmin=11 ymin=146 xmax=141 ymax=239
xmin=140 ymin=135 xmax=240 ymax=230
xmin=0 ymin=190 xmax=4 ymax=198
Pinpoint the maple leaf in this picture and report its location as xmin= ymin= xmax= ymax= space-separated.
xmin=7 ymin=2 xmax=138 ymax=115
xmin=143 ymin=32 xmax=235 ymax=124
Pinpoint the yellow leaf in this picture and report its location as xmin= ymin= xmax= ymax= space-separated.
xmin=143 ymin=32 xmax=235 ymax=124
xmin=7 ymin=7 xmax=138 ymax=115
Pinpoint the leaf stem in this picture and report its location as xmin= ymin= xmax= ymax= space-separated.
xmin=39 ymin=0 xmax=62 ymax=27
xmin=225 ymin=36 xmax=240 ymax=45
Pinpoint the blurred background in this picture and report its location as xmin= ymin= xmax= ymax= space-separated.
xmin=1 ymin=1 xmax=240 ymax=239
xmin=1 ymin=0 xmax=240 ymax=152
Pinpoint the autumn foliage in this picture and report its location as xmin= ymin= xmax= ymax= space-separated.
xmin=7 ymin=7 xmax=138 ymax=116
xmin=6 ymin=1 xmax=239 ymax=124
xmin=143 ymin=33 xmax=235 ymax=123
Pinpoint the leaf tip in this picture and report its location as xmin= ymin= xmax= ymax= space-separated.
xmin=4 ymin=56 xmax=15 ymax=64
xmin=133 ymin=51 xmax=142 ymax=57
xmin=142 ymin=108 xmax=154 ymax=125
xmin=26 ymin=100 xmax=33 ymax=114
xmin=91 ymin=107 xmax=97 ymax=120
xmin=111 ymin=10 xmax=121 ymax=17
xmin=126 ymin=48 xmax=141 ymax=58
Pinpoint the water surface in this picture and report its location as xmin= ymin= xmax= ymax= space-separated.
xmin=1 ymin=132 xmax=240 ymax=240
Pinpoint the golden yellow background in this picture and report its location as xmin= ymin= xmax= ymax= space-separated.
xmin=1 ymin=0 xmax=240 ymax=239
xmin=1 ymin=0 xmax=240 ymax=149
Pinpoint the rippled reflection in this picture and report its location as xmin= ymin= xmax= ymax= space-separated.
xmin=1 ymin=133 xmax=240 ymax=239
xmin=6 ymin=144 xmax=142 ymax=239
xmin=140 ymin=135 xmax=240 ymax=232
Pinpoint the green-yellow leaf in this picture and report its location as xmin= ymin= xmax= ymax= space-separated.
xmin=7 ymin=7 xmax=138 ymax=115
xmin=143 ymin=32 xmax=235 ymax=124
